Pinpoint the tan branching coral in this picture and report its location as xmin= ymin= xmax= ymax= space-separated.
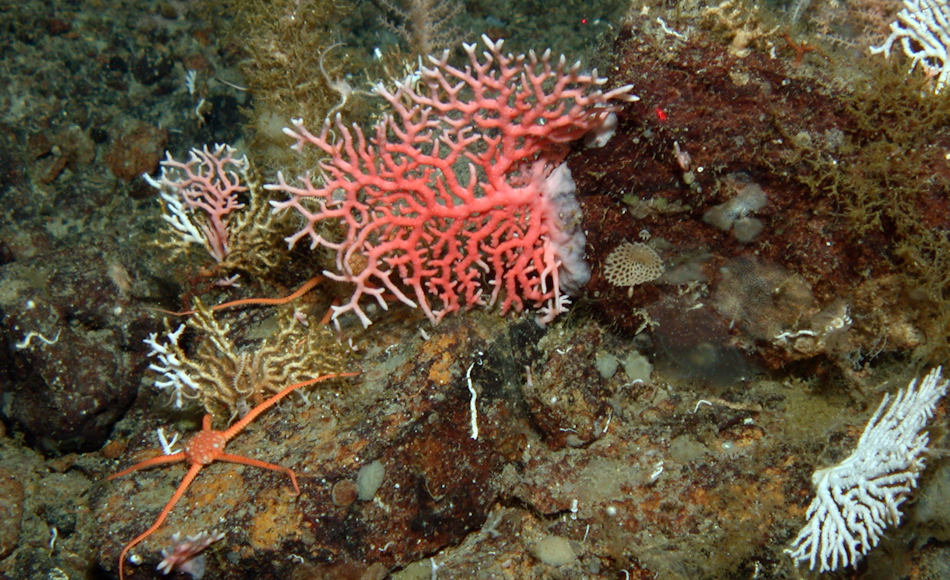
xmin=215 ymin=168 xmax=288 ymax=277
xmin=378 ymin=0 xmax=463 ymax=57
xmin=144 ymin=299 xmax=349 ymax=420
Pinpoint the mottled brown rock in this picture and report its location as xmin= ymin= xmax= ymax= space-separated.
xmin=105 ymin=122 xmax=168 ymax=182
xmin=0 ymin=246 xmax=148 ymax=453
xmin=0 ymin=468 xmax=23 ymax=559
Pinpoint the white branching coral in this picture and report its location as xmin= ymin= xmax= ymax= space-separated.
xmin=786 ymin=367 xmax=948 ymax=572
xmin=869 ymin=0 xmax=950 ymax=92
xmin=144 ymin=324 xmax=201 ymax=409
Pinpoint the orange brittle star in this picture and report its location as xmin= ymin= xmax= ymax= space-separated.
xmin=107 ymin=371 xmax=359 ymax=580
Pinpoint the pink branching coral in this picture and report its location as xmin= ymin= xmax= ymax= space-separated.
xmin=269 ymin=36 xmax=636 ymax=326
xmin=156 ymin=530 xmax=224 ymax=578
xmin=146 ymin=144 xmax=248 ymax=262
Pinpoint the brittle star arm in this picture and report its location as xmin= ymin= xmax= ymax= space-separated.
xmin=216 ymin=453 xmax=300 ymax=493
xmin=208 ymin=373 xmax=363 ymax=494
xmin=106 ymin=451 xmax=186 ymax=479
xmin=220 ymin=371 xmax=361 ymax=443
xmin=116 ymin=462 xmax=202 ymax=580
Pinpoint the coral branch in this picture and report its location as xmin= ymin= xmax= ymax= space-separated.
xmin=268 ymin=36 xmax=637 ymax=326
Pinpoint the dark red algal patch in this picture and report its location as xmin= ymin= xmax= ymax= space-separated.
xmin=568 ymin=23 xmax=914 ymax=370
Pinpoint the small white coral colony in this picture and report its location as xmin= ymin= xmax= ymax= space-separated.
xmin=786 ymin=367 xmax=948 ymax=572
